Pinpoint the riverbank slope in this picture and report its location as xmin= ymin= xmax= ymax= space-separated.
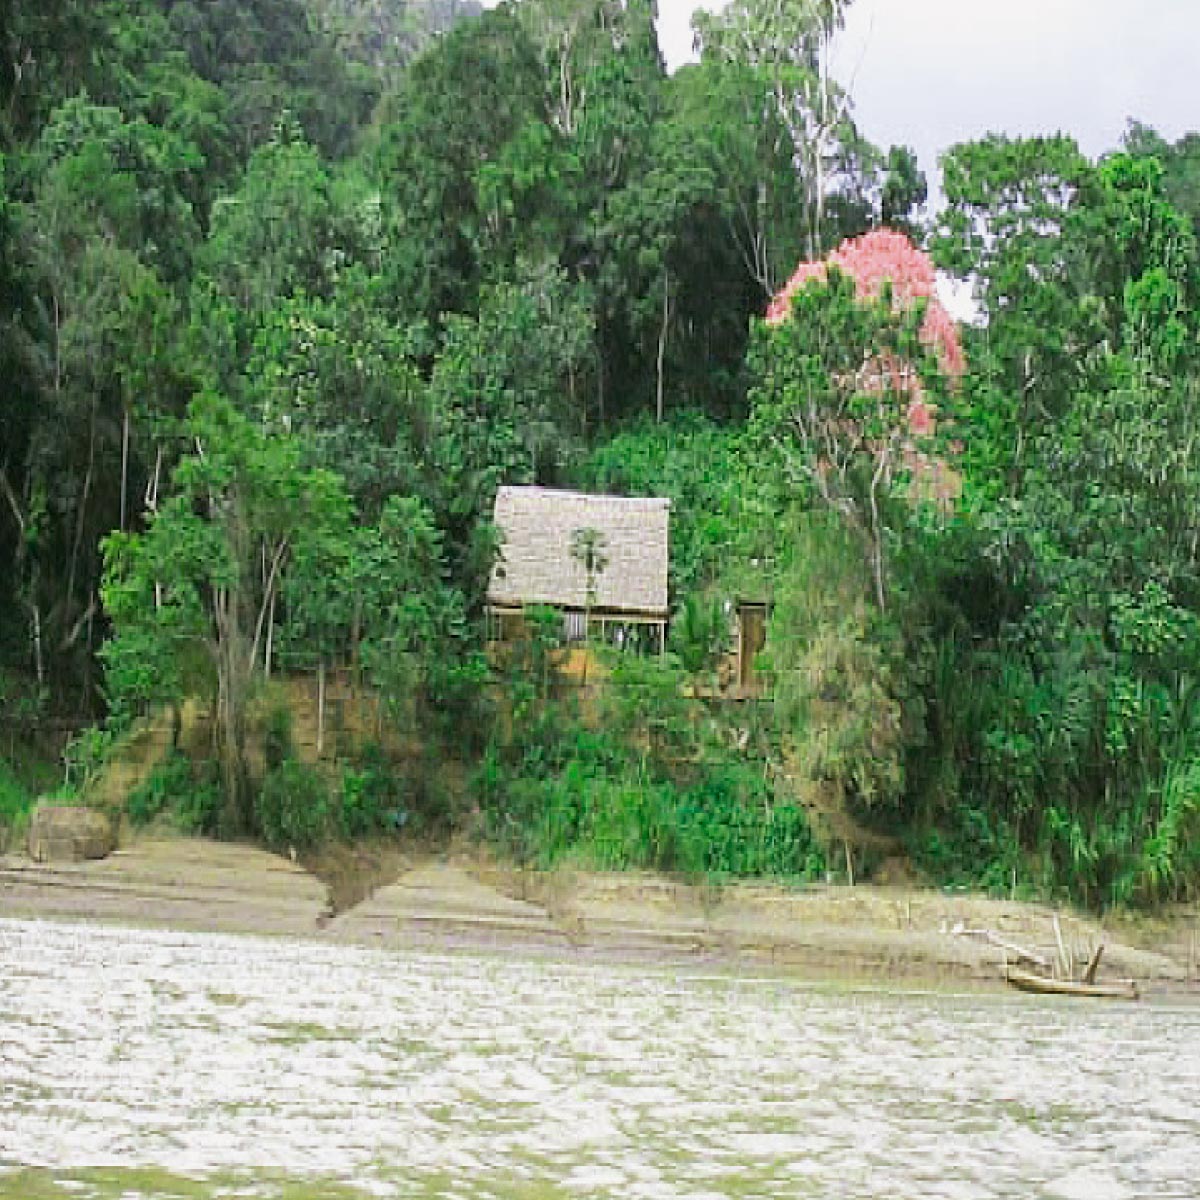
xmin=1 ymin=836 xmax=1194 ymax=992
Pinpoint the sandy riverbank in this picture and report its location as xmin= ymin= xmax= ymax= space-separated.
xmin=1 ymin=835 xmax=1195 ymax=993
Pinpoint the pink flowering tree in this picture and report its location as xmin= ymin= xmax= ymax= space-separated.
xmin=750 ymin=229 xmax=965 ymax=609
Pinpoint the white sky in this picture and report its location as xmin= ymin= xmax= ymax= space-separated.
xmin=662 ymin=0 xmax=1200 ymax=196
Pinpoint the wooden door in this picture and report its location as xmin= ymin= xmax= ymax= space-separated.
xmin=739 ymin=604 xmax=767 ymax=688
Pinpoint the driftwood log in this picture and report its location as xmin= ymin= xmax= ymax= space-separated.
xmin=950 ymin=924 xmax=1053 ymax=971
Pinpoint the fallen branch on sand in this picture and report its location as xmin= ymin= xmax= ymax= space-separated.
xmin=948 ymin=922 xmax=1053 ymax=971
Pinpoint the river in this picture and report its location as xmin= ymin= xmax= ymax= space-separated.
xmin=1 ymin=917 xmax=1196 ymax=1199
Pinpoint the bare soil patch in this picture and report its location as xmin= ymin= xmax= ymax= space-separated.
xmin=299 ymin=839 xmax=419 ymax=918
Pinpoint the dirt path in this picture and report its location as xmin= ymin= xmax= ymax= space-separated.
xmin=1 ymin=836 xmax=1195 ymax=993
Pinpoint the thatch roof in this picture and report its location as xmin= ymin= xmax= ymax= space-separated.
xmin=488 ymin=486 xmax=670 ymax=618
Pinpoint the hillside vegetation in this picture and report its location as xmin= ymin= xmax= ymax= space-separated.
xmin=2 ymin=0 xmax=1200 ymax=909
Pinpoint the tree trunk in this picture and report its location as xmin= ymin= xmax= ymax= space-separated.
xmin=120 ymin=405 xmax=130 ymax=532
xmin=867 ymin=451 xmax=889 ymax=612
xmin=31 ymin=598 xmax=44 ymax=691
xmin=317 ymin=659 xmax=326 ymax=758
xmin=0 ymin=466 xmax=43 ymax=690
xmin=580 ymin=600 xmax=590 ymax=688
xmin=596 ymin=328 xmax=606 ymax=429
xmin=265 ymin=590 xmax=276 ymax=679
xmin=213 ymin=589 xmax=251 ymax=832
xmin=145 ymin=445 xmax=162 ymax=514
xmin=65 ymin=400 xmax=96 ymax=639
xmin=656 ymin=268 xmax=670 ymax=424
xmin=249 ymin=537 xmax=288 ymax=677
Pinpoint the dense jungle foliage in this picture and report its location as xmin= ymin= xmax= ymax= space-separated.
xmin=2 ymin=0 xmax=1199 ymax=908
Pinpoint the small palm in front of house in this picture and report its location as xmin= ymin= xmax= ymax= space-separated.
xmin=569 ymin=527 xmax=609 ymax=686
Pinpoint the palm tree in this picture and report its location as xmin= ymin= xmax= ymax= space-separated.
xmin=569 ymin=526 xmax=608 ymax=684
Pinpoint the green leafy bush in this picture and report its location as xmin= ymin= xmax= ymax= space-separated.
xmin=0 ymin=760 xmax=34 ymax=841
xmin=476 ymin=704 xmax=823 ymax=881
xmin=910 ymin=804 xmax=1025 ymax=898
xmin=255 ymin=759 xmax=330 ymax=852
xmin=126 ymin=751 xmax=221 ymax=835
xmin=670 ymin=595 xmax=731 ymax=676
xmin=262 ymin=705 xmax=295 ymax=773
xmin=336 ymin=745 xmax=409 ymax=839
xmin=1133 ymin=757 xmax=1200 ymax=904
xmin=536 ymin=766 xmax=682 ymax=872
xmin=172 ymin=768 xmax=223 ymax=836
xmin=63 ymin=725 xmax=120 ymax=794
xmin=677 ymin=765 xmax=825 ymax=879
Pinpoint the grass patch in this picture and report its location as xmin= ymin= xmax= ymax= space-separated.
xmin=0 ymin=759 xmax=32 ymax=821
xmin=0 ymin=759 xmax=36 ymax=850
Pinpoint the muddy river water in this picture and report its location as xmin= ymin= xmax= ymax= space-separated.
xmin=1 ymin=917 xmax=1197 ymax=1199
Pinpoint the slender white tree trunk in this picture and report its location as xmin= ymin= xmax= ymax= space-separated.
xmin=120 ymin=406 xmax=130 ymax=532
xmin=317 ymin=660 xmax=326 ymax=758
xmin=265 ymin=590 xmax=276 ymax=679
xmin=656 ymin=268 xmax=670 ymax=424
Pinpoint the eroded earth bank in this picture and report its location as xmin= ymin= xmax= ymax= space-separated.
xmin=1 ymin=836 xmax=1194 ymax=991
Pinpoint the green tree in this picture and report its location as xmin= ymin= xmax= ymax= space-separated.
xmin=695 ymin=0 xmax=855 ymax=258
xmin=31 ymin=94 xmax=202 ymax=280
xmin=10 ymin=107 xmax=190 ymax=699
xmin=748 ymin=267 xmax=943 ymax=610
xmin=0 ymin=0 xmax=108 ymax=142
xmin=922 ymin=133 xmax=1200 ymax=905
xmin=769 ymin=514 xmax=911 ymax=846
xmin=101 ymin=392 xmax=352 ymax=828
xmin=372 ymin=6 xmax=544 ymax=326
xmin=162 ymin=0 xmax=374 ymax=158
xmin=879 ymin=145 xmax=927 ymax=235
xmin=429 ymin=266 xmax=595 ymax=578
xmin=1123 ymin=121 xmax=1200 ymax=241
xmin=353 ymin=496 xmax=456 ymax=730
xmin=243 ymin=270 xmax=427 ymax=518
xmin=662 ymin=58 xmax=806 ymax=298
xmin=201 ymin=122 xmax=345 ymax=318
xmin=933 ymin=134 xmax=1094 ymax=425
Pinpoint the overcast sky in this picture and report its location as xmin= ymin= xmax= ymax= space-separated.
xmin=661 ymin=0 xmax=1200 ymax=199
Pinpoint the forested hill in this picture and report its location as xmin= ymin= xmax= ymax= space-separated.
xmin=2 ymin=0 xmax=1199 ymax=910
xmin=0 ymin=0 xmax=481 ymax=158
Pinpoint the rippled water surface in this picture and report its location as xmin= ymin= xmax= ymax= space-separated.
xmin=1 ymin=917 xmax=1197 ymax=1199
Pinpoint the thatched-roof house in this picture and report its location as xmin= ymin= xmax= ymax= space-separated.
xmin=487 ymin=486 xmax=670 ymax=649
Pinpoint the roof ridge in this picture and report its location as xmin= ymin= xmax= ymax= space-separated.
xmin=495 ymin=484 xmax=670 ymax=507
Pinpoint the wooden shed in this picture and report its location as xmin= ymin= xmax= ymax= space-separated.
xmin=487 ymin=486 xmax=670 ymax=651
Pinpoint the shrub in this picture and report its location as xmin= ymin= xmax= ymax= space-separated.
xmin=534 ymin=765 xmax=682 ymax=872
xmin=478 ymin=727 xmax=825 ymax=882
xmin=255 ymin=759 xmax=329 ymax=852
xmin=670 ymin=594 xmax=730 ymax=676
xmin=475 ymin=664 xmax=826 ymax=882
xmin=262 ymin=704 xmax=295 ymax=772
xmin=0 ymin=760 xmax=34 ymax=847
xmin=127 ymin=754 xmax=186 ymax=826
xmin=126 ymin=751 xmax=221 ymax=836
xmin=677 ymin=765 xmax=825 ymax=879
xmin=172 ymin=767 xmax=223 ymax=836
xmin=909 ymin=804 xmax=1024 ymax=897
xmin=336 ymin=745 xmax=409 ymax=839
xmin=63 ymin=725 xmax=120 ymax=794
